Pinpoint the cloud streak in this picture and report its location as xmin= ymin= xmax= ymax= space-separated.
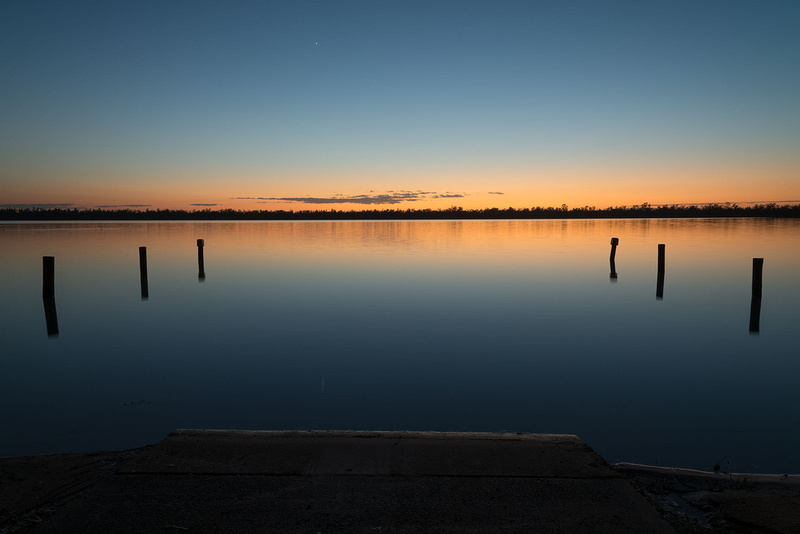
xmin=1 ymin=203 xmax=76 ymax=209
xmin=237 ymin=190 xmax=465 ymax=205
xmin=96 ymin=204 xmax=152 ymax=208
xmin=652 ymin=200 xmax=800 ymax=207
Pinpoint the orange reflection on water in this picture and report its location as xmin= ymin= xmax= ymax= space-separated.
xmin=2 ymin=219 xmax=799 ymax=277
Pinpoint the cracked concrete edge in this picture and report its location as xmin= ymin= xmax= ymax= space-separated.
xmin=614 ymin=462 xmax=800 ymax=487
xmin=170 ymin=429 xmax=586 ymax=442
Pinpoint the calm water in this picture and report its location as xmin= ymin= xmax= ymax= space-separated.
xmin=1 ymin=219 xmax=799 ymax=472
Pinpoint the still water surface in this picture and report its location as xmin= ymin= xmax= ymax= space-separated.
xmin=1 ymin=219 xmax=799 ymax=472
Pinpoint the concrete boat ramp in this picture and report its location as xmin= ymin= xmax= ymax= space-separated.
xmin=2 ymin=430 xmax=798 ymax=532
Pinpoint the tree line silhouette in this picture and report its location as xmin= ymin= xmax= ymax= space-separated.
xmin=2 ymin=203 xmax=798 ymax=221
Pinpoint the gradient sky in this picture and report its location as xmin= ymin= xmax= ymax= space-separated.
xmin=2 ymin=0 xmax=799 ymax=211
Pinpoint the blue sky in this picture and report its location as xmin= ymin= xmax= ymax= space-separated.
xmin=2 ymin=0 xmax=799 ymax=210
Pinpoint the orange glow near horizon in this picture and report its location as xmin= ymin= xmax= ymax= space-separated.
xmin=3 ymin=158 xmax=799 ymax=212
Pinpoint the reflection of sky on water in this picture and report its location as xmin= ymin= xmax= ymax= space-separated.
xmin=1 ymin=219 xmax=799 ymax=473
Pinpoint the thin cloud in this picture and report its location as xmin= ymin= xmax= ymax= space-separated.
xmin=190 ymin=203 xmax=219 ymax=206
xmin=257 ymin=195 xmax=417 ymax=205
xmin=244 ymin=190 xmax=460 ymax=205
xmin=1 ymin=203 xmax=76 ymax=209
xmin=738 ymin=200 xmax=800 ymax=205
xmin=96 ymin=204 xmax=151 ymax=208
xmin=488 ymin=191 xmax=504 ymax=195
xmin=652 ymin=200 xmax=800 ymax=207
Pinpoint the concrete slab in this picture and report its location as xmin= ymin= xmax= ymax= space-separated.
xmin=118 ymin=430 xmax=614 ymax=478
xmin=32 ymin=474 xmax=672 ymax=533
xmin=3 ymin=431 xmax=676 ymax=533
xmin=0 ymin=449 xmax=139 ymax=526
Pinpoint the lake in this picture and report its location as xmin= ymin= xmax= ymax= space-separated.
xmin=1 ymin=218 xmax=799 ymax=473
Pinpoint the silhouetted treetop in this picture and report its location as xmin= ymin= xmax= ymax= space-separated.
xmin=1 ymin=203 xmax=798 ymax=221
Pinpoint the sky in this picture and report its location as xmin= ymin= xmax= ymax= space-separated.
xmin=1 ymin=0 xmax=799 ymax=211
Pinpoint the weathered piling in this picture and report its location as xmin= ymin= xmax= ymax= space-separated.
xmin=42 ymin=256 xmax=59 ymax=335
xmin=139 ymin=246 xmax=149 ymax=300
xmin=43 ymin=296 xmax=59 ymax=337
xmin=749 ymin=258 xmax=764 ymax=333
xmin=656 ymin=244 xmax=665 ymax=299
xmin=42 ymin=256 xmax=55 ymax=298
xmin=197 ymin=239 xmax=205 ymax=280
xmin=609 ymin=237 xmax=619 ymax=279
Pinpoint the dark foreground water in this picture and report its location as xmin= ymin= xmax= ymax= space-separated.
xmin=1 ymin=219 xmax=799 ymax=473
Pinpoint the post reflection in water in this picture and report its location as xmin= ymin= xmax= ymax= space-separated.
xmin=1 ymin=219 xmax=800 ymax=473
xmin=41 ymin=255 xmax=58 ymax=337
xmin=139 ymin=246 xmax=149 ymax=300
xmin=656 ymin=244 xmax=665 ymax=299
xmin=749 ymin=258 xmax=764 ymax=334
xmin=609 ymin=237 xmax=619 ymax=281
xmin=197 ymin=238 xmax=206 ymax=281
xmin=42 ymin=296 xmax=59 ymax=337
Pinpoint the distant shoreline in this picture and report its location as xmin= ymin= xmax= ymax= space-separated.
xmin=2 ymin=203 xmax=799 ymax=221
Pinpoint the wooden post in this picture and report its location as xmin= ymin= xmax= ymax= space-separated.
xmin=139 ymin=246 xmax=149 ymax=300
xmin=42 ymin=256 xmax=58 ymax=336
xmin=609 ymin=237 xmax=619 ymax=279
xmin=43 ymin=256 xmax=55 ymax=298
xmin=197 ymin=239 xmax=205 ymax=280
xmin=749 ymin=258 xmax=764 ymax=333
xmin=656 ymin=244 xmax=665 ymax=299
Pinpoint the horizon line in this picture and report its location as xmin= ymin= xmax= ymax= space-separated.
xmin=2 ymin=200 xmax=800 ymax=212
